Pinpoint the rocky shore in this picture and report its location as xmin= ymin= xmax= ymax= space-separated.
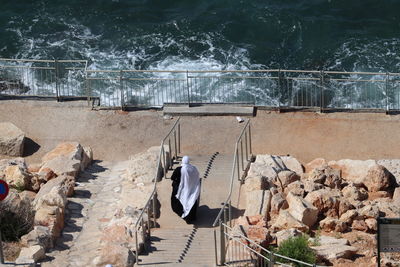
xmin=237 ymin=154 xmax=400 ymax=266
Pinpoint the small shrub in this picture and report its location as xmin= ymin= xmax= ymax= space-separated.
xmin=275 ymin=235 xmax=317 ymax=266
xmin=0 ymin=200 xmax=34 ymax=242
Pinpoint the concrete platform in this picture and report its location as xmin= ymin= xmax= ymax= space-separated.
xmin=163 ymin=105 xmax=255 ymax=116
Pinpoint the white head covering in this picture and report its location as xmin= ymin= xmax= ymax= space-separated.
xmin=176 ymin=156 xmax=200 ymax=218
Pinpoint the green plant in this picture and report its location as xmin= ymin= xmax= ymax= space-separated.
xmin=12 ymin=182 xmax=25 ymax=193
xmin=275 ymin=235 xmax=317 ymax=266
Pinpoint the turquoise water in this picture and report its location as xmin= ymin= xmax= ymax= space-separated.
xmin=1 ymin=0 xmax=400 ymax=72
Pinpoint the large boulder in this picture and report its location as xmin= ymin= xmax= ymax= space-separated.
xmin=0 ymin=122 xmax=25 ymax=156
xmin=0 ymin=157 xmax=27 ymax=174
xmin=328 ymin=159 xmax=392 ymax=192
xmin=270 ymin=192 xmax=288 ymax=214
xmin=3 ymin=164 xmax=31 ymax=190
xmin=311 ymin=236 xmax=358 ymax=261
xmin=377 ymin=159 xmax=400 ymax=185
xmin=33 ymin=175 xmax=75 ymax=210
xmin=284 ymin=181 xmax=305 ymax=197
xmin=81 ymin=146 xmax=93 ymax=171
xmin=15 ymin=245 xmax=45 ymax=264
xmin=307 ymin=166 xmax=341 ymax=189
xmin=277 ymin=170 xmax=300 ymax=189
xmin=341 ymin=183 xmax=368 ymax=202
xmin=42 ymin=142 xmax=83 ymax=163
xmin=245 ymin=175 xmax=271 ymax=192
xmin=248 ymin=155 xmax=304 ymax=180
xmin=39 ymin=156 xmax=81 ymax=178
xmin=34 ymin=204 xmax=64 ymax=239
xmin=319 ymin=217 xmax=348 ymax=233
xmin=40 ymin=142 xmax=92 ymax=178
xmin=271 ymin=210 xmax=309 ymax=232
xmin=287 ymin=192 xmax=318 ymax=228
xmin=305 ymin=158 xmax=328 ymax=173
xmin=339 ymin=209 xmax=359 ymax=225
xmin=20 ymin=226 xmax=53 ymax=249
xmin=244 ymin=190 xmax=272 ymax=217
xmin=304 ymin=189 xmax=341 ymax=218
xmin=232 ymin=224 xmax=274 ymax=247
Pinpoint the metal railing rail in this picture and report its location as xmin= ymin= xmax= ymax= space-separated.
xmin=222 ymin=223 xmax=322 ymax=267
xmin=212 ymin=119 xmax=252 ymax=265
xmin=134 ymin=117 xmax=181 ymax=265
xmin=2 ymin=57 xmax=400 ymax=111
xmin=0 ymin=58 xmax=88 ymax=100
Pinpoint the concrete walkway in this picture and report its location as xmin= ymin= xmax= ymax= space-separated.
xmin=40 ymin=160 xmax=130 ymax=267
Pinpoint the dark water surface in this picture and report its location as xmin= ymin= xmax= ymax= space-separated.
xmin=1 ymin=0 xmax=400 ymax=71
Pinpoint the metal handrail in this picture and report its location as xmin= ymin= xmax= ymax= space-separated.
xmin=134 ymin=117 xmax=181 ymax=265
xmin=212 ymin=119 xmax=252 ymax=228
xmin=222 ymin=223 xmax=322 ymax=267
xmin=3 ymin=57 xmax=400 ymax=109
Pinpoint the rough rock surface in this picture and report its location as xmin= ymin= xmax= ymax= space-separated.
xmin=125 ymin=146 xmax=167 ymax=184
xmin=305 ymin=158 xmax=328 ymax=173
xmin=4 ymin=164 xmax=31 ymax=189
xmin=0 ymin=122 xmax=25 ymax=156
xmin=270 ymin=192 xmax=288 ymax=214
xmin=21 ymin=226 xmax=53 ymax=249
xmin=311 ymin=236 xmax=358 ymax=261
xmin=248 ymin=154 xmax=304 ymax=180
xmin=245 ymin=175 xmax=269 ymax=192
xmin=15 ymin=245 xmax=46 ymax=264
xmin=328 ymin=159 xmax=392 ymax=192
xmin=308 ymin=166 xmax=341 ymax=189
xmin=271 ymin=210 xmax=309 ymax=232
xmin=244 ymin=190 xmax=272 ymax=217
xmin=277 ymin=170 xmax=300 ymax=188
xmin=287 ymin=192 xmax=318 ymax=227
xmin=304 ymin=189 xmax=341 ymax=218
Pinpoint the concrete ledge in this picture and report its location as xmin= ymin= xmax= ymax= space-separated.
xmin=163 ymin=105 xmax=255 ymax=116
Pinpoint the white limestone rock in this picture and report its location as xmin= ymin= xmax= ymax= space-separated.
xmin=0 ymin=122 xmax=25 ymax=156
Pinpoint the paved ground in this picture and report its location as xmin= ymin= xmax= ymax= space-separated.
xmin=40 ymin=160 xmax=130 ymax=267
xmin=1 ymin=100 xmax=399 ymax=166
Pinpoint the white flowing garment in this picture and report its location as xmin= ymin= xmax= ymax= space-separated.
xmin=176 ymin=156 xmax=200 ymax=218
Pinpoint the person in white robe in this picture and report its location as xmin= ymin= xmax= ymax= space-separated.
xmin=175 ymin=155 xmax=200 ymax=223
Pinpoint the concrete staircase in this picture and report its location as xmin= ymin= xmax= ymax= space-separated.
xmin=137 ymin=153 xmax=239 ymax=266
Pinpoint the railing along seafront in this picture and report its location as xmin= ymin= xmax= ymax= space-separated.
xmin=212 ymin=120 xmax=321 ymax=267
xmin=133 ymin=117 xmax=181 ymax=265
xmin=0 ymin=58 xmax=88 ymax=100
xmin=2 ymin=57 xmax=400 ymax=111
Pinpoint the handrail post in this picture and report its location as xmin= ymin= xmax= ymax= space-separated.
xmin=153 ymin=192 xmax=157 ymax=226
xmin=228 ymin=200 xmax=232 ymax=228
xmin=186 ymin=70 xmax=191 ymax=107
xmin=269 ymin=252 xmax=274 ymax=267
xmin=220 ymin=221 xmax=226 ymax=265
xmin=120 ymin=70 xmax=124 ymax=110
xmin=386 ymin=72 xmax=389 ymax=112
xmin=319 ymin=70 xmax=324 ymax=112
xmin=135 ymin=230 xmax=139 ymax=265
xmin=178 ymin=123 xmax=181 ymax=154
xmin=55 ymin=59 xmax=60 ymax=101
xmin=214 ymin=229 xmax=218 ymax=266
xmin=248 ymin=124 xmax=252 ymax=157
xmin=236 ymin=148 xmax=240 ymax=182
xmin=278 ymin=68 xmax=282 ymax=108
